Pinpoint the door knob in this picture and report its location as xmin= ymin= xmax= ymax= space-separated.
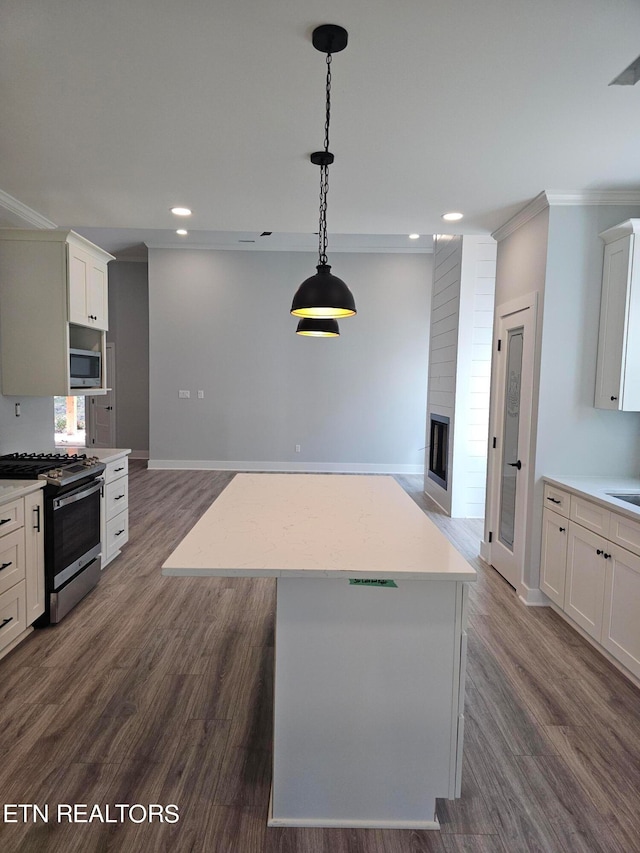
xmin=507 ymin=460 xmax=522 ymax=470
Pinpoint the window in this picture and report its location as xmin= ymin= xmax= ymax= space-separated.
xmin=54 ymin=396 xmax=86 ymax=446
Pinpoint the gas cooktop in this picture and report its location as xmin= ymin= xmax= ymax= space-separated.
xmin=0 ymin=452 xmax=105 ymax=487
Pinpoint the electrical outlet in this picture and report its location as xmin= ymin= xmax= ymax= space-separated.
xmin=295 ymin=444 xmax=301 ymax=453
xmin=178 ymin=390 xmax=190 ymax=399
xmin=197 ymin=390 xmax=204 ymax=399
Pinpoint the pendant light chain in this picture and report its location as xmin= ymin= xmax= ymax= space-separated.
xmin=318 ymin=53 xmax=332 ymax=265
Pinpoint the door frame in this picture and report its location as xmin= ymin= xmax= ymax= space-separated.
xmin=483 ymin=291 xmax=538 ymax=593
xmin=87 ymin=342 xmax=116 ymax=447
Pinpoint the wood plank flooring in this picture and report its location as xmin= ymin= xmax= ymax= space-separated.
xmin=1 ymin=465 xmax=639 ymax=852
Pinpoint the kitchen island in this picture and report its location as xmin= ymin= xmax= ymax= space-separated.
xmin=162 ymin=473 xmax=476 ymax=829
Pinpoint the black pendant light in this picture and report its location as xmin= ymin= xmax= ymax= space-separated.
xmin=296 ymin=317 xmax=340 ymax=337
xmin=291 ymin=24 xmax=356 ymax=323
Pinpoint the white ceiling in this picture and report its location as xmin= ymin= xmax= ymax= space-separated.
xmin=1 ymin=0 xmax=640 ymax=255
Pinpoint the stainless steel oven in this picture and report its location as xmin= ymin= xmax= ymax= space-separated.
xmin=46 ymin=477 xmax=103 ymax=623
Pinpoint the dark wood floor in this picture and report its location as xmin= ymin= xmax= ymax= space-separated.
xmin=1 ymin=464 xmax=639 ymax=852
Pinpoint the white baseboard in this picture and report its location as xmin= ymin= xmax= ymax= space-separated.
xmin=147 ymin=459 xmax=424 ymax=475
xmin=129 ymin=450 xmax=149 ymax=460
xmin=517 ymin=583 xmax=549 ymax=607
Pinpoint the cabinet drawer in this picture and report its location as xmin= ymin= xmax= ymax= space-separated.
xmin=609 ymin=511 xmax=640 ymax=559
xmin=0 ymin=498 xmax=24 ymax=538
xmin=105 ymin=477 xmax=128 ymax=519
xmin=104 ymin=456 xmax=128 ymax=484
xmin=570 ymin=496 xmax=610 ymax=537
xmin=0 ymin=580 xmax=27 ymax=654
xmin=0 ymin=529 xmax=25 ymax=596
xmin=105 ymin=509 xmax=129 ymax=560
xmin=543 ymin=484 xmax=570 ymax=517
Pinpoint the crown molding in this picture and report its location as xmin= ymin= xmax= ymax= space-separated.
xmin=0 ymin=189 xmax=56 ymax=229
xmin=491 ymin=192 xmax=550 ymax=242
xmin=492 ymin=189 xmax=640 ymax=242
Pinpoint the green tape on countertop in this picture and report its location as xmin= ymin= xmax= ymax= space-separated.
xmin=349 ymin=578 xmax=397 ymax=588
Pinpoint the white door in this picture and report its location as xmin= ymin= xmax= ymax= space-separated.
xmin=487 ymin=295 xmax=537 ymax=588
xmin=87 ymin=343 xmax=115 ymax=447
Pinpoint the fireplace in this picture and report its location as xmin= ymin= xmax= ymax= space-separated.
xmin=428 ymin=414 xmax=450 ymax=490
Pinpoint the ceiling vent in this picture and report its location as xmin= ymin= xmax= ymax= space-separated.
xmin=610 ymin=53 xmax=640 ymax=85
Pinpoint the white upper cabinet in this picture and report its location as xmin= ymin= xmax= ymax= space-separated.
xmin=68 ymin=244 xmax=109 ymax=330
xmin=0 ymin=229 xmax=113 ymax=396
xmin=595 ymin=220 xmax=640 ymax=410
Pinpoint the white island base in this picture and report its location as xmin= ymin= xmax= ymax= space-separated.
xmin=162 ymin=473 xmax=474 ymax=830
xmin=270 ymin=576 xmax=468 ymax=829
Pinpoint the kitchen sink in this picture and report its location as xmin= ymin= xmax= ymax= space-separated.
xmin=607 ymin=492 xmax=640 ymax=507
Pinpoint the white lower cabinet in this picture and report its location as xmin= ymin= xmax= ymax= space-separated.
xmin=101 ymin=454 xmax=129 ymax=567
xmin=0 ymin=488 xmax=44 ymax=660
xmin=564 ymin=522 xmax=607 ymax=642
xmin=541 ymin=481 xmax=640 ymax=681
xmin=540 ymin=509 xmax=568 ymax=606
xmin=602 ymin=544 xmax=640 ymax=677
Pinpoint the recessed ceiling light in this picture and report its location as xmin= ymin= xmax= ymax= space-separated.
xmin=442 ymin=212 xmax=463 ymax=221
xmin=409 ymin=233 xmax=420 ymax=240
xmin=176 ymin=229 xmax=188 ymax=236
xmin=170 ymin=207 xmax=192 ymax=216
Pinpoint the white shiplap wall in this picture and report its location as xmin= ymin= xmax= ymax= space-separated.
xmin=424 ymin=235 xmax=496 ymax=517
xmin=424 ymin=235 xmax=462 ymax=514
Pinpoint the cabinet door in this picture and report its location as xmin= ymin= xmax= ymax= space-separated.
xmin=540 ymin=509 xmax=568 ymax=606
xmin=68 ymin=246 xmax=108 ymax=330
xmin=602 ymin=543 xmax=640 ymax=679
xmin=564 ymin=522 xmax=607 ymax=641
xmin=24 ymin=491 xmax=45 ymax=623
xmin=595 ymin=236 xmax=631 ymax=410
xmin=86 ymin=257 xmax=108 ymax=330
xmin=68 ymin=246 xmax=89 ymax=326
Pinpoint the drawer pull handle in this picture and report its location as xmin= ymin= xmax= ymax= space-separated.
xmin=611 ymin=396 xmax=618 ymax=401
xmin=114 ymin=467 xmax=124 ymax=472
xmin=0 ymin=561 xmax=13 ymax=571
xmin=114 ymin=494 xmax=125 ymax=500
xmin=0 ymin=518 xmax=12 ymax=525
xmin=596 ymin=549 xmax=603 ymax=555
xmin=115 ymin=529 xmax=125 ymax=536
xmin=603 ymin=553 xmax=611 ymax=560
xmin=0 ymin=617 xmax=13 ymax=630
xmin=559 ymin=527 xmax=566 ymax=533
xmin=34 ymin=504 xmax=41 ymax=533
xmin=546 ymin=497 xmax=561 ymax=504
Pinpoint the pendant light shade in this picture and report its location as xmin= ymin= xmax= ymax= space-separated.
xmin=296 ymin=317 xmax=340 ymax=337
xmin=291 ymin=264 xmax=356 ymax=318
xmin=291 ymin=24 xmax=356 ymax=330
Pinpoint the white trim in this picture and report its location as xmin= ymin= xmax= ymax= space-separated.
xmin=267 ymin=788 xmax=439 ymax=829
xmin=479 ymin=539 xmax=491 ymax=563
xmin=492 ymin=189 xmax=640 ymax=242
xmin=147 ymin=459 xmax=424 ymax=475
xmin=0 ymin=189 xmax=57 ymax=229
xmin=517 ymin=583 xmax=549 ymax=606
xmin=492 ymin=192 xmax=550 ymax=242
xmin=144 ymin=241 xmax=433 ymax=254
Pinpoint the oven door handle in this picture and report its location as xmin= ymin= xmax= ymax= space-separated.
xmin=53 ymin=478 xmax=104 ymax=510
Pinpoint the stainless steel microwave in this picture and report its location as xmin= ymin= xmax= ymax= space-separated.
xmin=69 ymin=348 xmax=101 ymax=388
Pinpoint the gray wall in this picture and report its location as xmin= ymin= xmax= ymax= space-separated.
xmin=148 ymin=249 xmax=431 ymax=471
xmin=107 ymin=262 xmax=150 ymax=456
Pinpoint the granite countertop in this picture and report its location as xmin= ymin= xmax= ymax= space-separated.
xmin=163 ymin=473 xmax=477 ymax=581
xmin=544 ymin=475 xmax=640 ymax=521
xmin=0 ymin=480 xmax=46 ymax=504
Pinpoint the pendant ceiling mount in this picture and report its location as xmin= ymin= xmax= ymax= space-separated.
xmin=290 ymin=24 xmax=357 ymax=328
xmin=312 ymin=24 xmax=348 ymax=55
